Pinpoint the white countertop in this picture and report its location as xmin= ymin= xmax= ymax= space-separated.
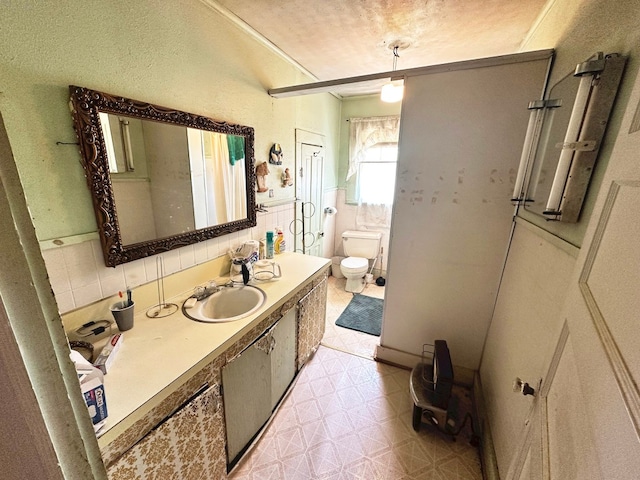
xmin=83 ymin=252 xmax=330 ymax=448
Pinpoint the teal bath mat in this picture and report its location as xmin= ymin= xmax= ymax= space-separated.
xmin=335 ymin=295 xmax=383 ymax=336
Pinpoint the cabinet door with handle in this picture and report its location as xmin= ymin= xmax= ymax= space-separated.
xmin=107 ymin=383 xmax=224 ymax=480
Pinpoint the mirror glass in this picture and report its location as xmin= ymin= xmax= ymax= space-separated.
xmin=523 ymin=70 xmax=579 ymax=217
xmin=70 ymin=86 xmax=256 ymax=266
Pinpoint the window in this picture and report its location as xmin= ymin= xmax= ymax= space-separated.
xmin=347 ymin=115 xmax=400 ymax=206
xmin=357 ymin=142 xmax=398 ymax=205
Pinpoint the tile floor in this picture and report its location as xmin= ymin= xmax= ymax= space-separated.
xmin=322 ymin=276 xmax=384 ymax=359
xmin=228 ymin=275 xmax=483 ymax=480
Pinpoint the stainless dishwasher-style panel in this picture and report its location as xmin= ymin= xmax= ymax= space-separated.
xmin=222 ymin=342 xmax=271 ymax=464
xmin=269 ymin=308 xmax=297 ymax=410
xmin=222 ymin=308 xmax=297 ymax=467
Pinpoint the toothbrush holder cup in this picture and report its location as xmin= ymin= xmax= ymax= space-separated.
xmin=110 ymin=301 xmax=135 ymax=331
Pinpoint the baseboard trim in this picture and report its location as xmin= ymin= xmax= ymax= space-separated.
xmin=474 ymin=373 xmax=501 ymax=480
xmin=375 ymin=344 xmax=475 ymax=387
xmin=374 ymin=344 xmax=421 ymax=368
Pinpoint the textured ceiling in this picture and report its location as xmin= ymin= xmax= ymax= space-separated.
xmin=213 ymin=0 xmax=549 ymax=87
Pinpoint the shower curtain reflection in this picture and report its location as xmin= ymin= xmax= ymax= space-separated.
xmin=189 ymin=130 xmax=247 ymax=228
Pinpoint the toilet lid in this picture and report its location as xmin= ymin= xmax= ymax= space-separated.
xmin=341 ymin=257 xmax=368 ymax=269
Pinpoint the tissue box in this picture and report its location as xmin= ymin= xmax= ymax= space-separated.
xmin=71 ymin=349 xmax=108 ymax=431
xmin=81 ymin=373 xmax=108 ymax=426
xmin=93 ymin=333 xmax=123 ymax=375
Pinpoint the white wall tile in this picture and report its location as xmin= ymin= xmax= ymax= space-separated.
xmin=124 ymin=258 xmax=148 ymax=288
xmin=179 ymin=245 xmax=196 ymax=269
xmin=99 ymin=270 xmax=127 ymax=298
xmin=238 ymin=229 xmax=252 ymax=243
xmin=206 ymin=237 xmax=220 ymax=259
xmin=90 ymin=239 xmax=108 ymax=269
xmin=143 ymin=256 xmax=159 ymax=283
xmin=161 ymin=250 xmax=182 ymax=276
xmin=64 ymin=241 xmax=99 ymax=290
xmin=55 ymin=291 xmax=75 ymax=313
xmin=97 ymin=254 xmax=125 ymax=282
xmin=194 ymin=241 xmax=208 ymax=264
xmin=42 ymin=247 xmax=71 ymax=295
xmin=256 ymin=211 xmax=267 ymax=237
xmin=72 ymin=282 xmax=103 ymax=307
xmin=217 ymin=233 xmax=232 ymax=258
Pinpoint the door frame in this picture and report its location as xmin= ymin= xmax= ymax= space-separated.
xmin=0 ymin=112 xmax=106 ymax=478
xmin=295 ymin=129 xmax=325 ymax=255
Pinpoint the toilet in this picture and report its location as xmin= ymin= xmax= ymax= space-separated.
xmin=340 ymin=230 xmax=382 ymax=293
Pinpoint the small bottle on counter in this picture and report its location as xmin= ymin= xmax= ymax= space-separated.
xmin=274 ymin=227 xmax=285 ymax=254
xmin=266 ymin=231 xmax=274 ymax=259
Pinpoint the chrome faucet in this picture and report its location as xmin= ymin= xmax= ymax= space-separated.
xmin=193 ymin=282 xmax=218 ymax=300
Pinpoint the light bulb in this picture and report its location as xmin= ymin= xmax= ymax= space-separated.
xmin=380 ymin=81 xmax=404 ymax=103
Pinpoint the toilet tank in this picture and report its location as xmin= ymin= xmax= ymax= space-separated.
xmin=341 ymin=230 xmax=382 ymax=258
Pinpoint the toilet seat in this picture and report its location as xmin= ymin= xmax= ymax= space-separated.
xmin=340 ymin=256 xmax=369 ymax=294
xmin=341 ymin=257 xmax=368 ymax=272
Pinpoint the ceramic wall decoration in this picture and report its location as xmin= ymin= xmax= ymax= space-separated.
xmin=255 ymin=162 xmax=270 ymax=192
xmin=269 ymin=143 xmax=283 ymax=165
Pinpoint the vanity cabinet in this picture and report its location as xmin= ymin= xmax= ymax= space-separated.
xmin=107 ymin=384 xmax=226 ymax=480
xmin=98 ymin=261 xmax=330 ymax=480
xmin=222 ymin=307 xmax=297 ymax=466
xmin=222 ymin=274 xmax=327 ymax=469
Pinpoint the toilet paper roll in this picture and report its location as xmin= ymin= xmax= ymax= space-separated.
xmin=324 ymin=206 xmax=338 ymax=215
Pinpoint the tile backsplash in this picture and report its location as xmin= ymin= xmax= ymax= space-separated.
xmin=42 ymin=204 xmax=295 ymax=314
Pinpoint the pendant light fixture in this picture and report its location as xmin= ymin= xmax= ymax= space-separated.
xmin=380 ymin=45 xmax=404 ymax=103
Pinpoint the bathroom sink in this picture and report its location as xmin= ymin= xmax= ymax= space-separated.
xmin=183 ymin=285 xmax=266 ymax=323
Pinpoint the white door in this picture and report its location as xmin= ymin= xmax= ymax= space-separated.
xmin=295 ymin=143 xmax=324 ymax=256
xmin=506 ymin=187 xmax=640 ymax=479
xmin=507 ymin=323 xmax=602 ymax=480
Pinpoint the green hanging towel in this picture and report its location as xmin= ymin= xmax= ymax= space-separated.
xmin=227 ymin=135 xmax=245 ymax=166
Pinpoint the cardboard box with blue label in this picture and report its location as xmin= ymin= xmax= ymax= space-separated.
xmin=81 ymin=373 xmax=108 ymax=425
xmin=70 ymin=349 xmax=108 ymax=432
